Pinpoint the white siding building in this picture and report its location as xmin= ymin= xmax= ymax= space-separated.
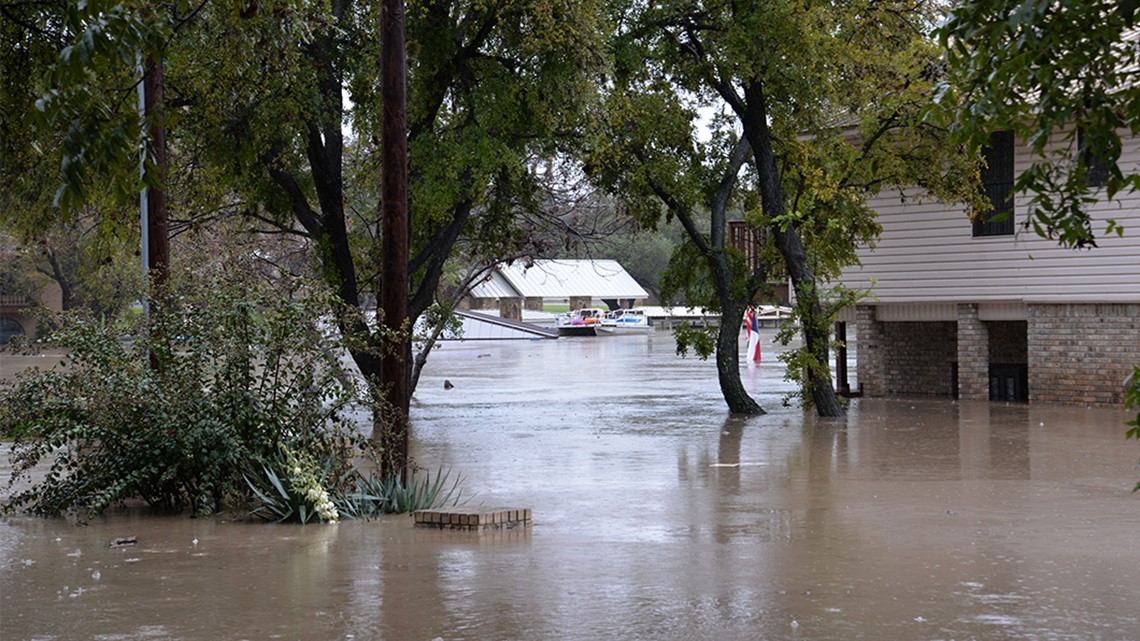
xmin=837 ymin=130 xmax=1140 ymax=405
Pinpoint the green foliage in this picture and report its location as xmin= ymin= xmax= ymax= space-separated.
xmin=935 ymin=0 xmax=1140 ymax=247
xmin=1 ymin=270 xmax=365 ymax=518
xmin=415 ymin=301 xmax=464 ymax=344
xmin=29 ymin=1 xmax=167 ymax=211
xmin=1126 ymin=366 xmax=1140 ymax=492
xmin=0 ymin=242 xmax=43 ymax=304
xmin=774 ymin=282 xmax=862 ymax=409
xmin=671 ymin=321 xmax=717 ymax=361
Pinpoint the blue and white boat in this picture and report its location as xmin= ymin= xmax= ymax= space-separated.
xmin=597 ymin=308 xmax=652 ymax=334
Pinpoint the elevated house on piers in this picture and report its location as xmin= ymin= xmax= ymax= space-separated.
xmin=835 ymin=129 xmax=1140 ymax=406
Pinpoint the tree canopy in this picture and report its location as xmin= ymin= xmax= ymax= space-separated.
xmin=588 ymin=0 xmax=977 ymax=416
xmin=1 ymin=0 xmax=611 ymax=473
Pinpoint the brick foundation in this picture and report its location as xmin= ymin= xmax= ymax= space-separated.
xmin=856 ymin=305 xmax=956 ymax=398
xmin=855 ymin=306 xmax=885 ymax=397
xmin=856 ymin=302 xmax=1139 ymax=406
xmin=1028 ymin=303 xmax=1140 ymax=405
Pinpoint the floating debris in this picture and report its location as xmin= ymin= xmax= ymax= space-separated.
xmin=109 ymin=537 xmax=138 ymax=549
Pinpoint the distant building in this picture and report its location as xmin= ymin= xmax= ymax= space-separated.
xmin=837 ymin=129 xmax=1140 ymax=406
xmin=726 ymin=220 xmax=792 ymax=305
xmin=466 ymin=259 xmax=649 ymax=320
xmin=0 ymin=281 xmax=62 ymax=346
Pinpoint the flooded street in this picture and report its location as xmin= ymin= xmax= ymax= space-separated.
xmin=3 ymin=331 xmax=1140 ymax=640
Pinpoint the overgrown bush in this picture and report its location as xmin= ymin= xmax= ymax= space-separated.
xmin=0 ymin=274 xmax=367 ymax=518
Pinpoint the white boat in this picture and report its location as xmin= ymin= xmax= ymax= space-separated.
xmin=555 ymin=308 xmax=607 ymax=336
xmin=597 ymin=308 xmax=653 ymax=333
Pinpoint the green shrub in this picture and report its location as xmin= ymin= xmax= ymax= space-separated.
xmin=1 ymin=275 xmax=367 ymax=518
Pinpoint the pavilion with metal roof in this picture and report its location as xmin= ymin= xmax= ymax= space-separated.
xmin=467 ymin=259 xmax=649 ymax=320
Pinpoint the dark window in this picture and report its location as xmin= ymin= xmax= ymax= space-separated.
xmin=974 ymin=131 xmax=1015 ymax=237
xmin=0 ymin=317 xmax=25 ymax=346
xmin=1078 ymin=127 xmax=1110 ymax=188
xmin=989 ymin=363 xmax=1028 ymax=402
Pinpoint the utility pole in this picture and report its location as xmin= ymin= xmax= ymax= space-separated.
xmin=143 ymin=54 xmax=169 ymax=299
xmin=139 ymin=52 xmax=169 ymax=372
xmin=380 ymin=0 xmax=410 ymax=476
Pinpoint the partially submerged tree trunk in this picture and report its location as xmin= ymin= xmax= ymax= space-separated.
xmin=715 ymin=297 xmax=764 ymax=414
xmin=737 ymin=79 xmax=845 ymax=418
xmin=775 ymin=230 xmax=845 ymax=418
xmin=647 ymin=139 xmax=766 ymax=415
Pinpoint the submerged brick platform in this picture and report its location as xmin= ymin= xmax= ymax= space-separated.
xmin=413 ymin=507 xmax=532 ymax=531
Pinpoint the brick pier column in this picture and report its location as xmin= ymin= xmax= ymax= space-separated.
xmin=569 ymin=296 xmax=592 ymax=310
xmin=499 ymin=297 xmax=522 ymax=321
xmin=855 ymin=305 xmax=885 ymax=397
xmin=957 ymin=303 xmax=989 ymax=401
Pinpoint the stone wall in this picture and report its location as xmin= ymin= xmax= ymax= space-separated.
xmin=1028 ymin=303 xmax=1140 ymax=405
xmin=498 ymin=297 xmax=522 ymax=321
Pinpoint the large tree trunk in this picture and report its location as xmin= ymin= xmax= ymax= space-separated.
xmin=716 ymin=298 xmax=764 ymax=415
xmin=738 ymin=79 xmax=845 ymax=418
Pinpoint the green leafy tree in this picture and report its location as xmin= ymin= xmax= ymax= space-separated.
xmin=2 ymin=0 xmax=608 ymax=475
xmin=588 ymin=0 xmax=976 ymax=416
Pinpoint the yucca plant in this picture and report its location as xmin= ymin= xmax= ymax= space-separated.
xmin=342 ymin=466 xmax=466 ymax=517
xmin=244 ymin=446 xmax=357 ymax=523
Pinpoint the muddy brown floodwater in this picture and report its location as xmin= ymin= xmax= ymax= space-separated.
xmin=3 ymin=331 xmax=1140 ymax=641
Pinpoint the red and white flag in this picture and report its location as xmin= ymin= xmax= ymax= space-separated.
xmin=744 ymin=307 xmax=761 ymax=363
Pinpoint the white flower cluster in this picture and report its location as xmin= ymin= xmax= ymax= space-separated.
xmin=306 ymin=486 xmax=339 ymax=523
xmin=282 ymin=448 xmax=339 ymax=524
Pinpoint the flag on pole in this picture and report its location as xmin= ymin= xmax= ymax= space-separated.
xmin=745 ymin=307 xmax=762 ymax=363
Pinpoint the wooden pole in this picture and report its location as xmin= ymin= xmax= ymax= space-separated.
xmin=140 ymin=53 xmax=169 ymax=373
xmin=380 ymin=0 xmax=410 ymax=475
xmin=143 ymin=54 xmax=169 ymax=298
xmin=835 ymin=321 xmax=849 ymax=396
